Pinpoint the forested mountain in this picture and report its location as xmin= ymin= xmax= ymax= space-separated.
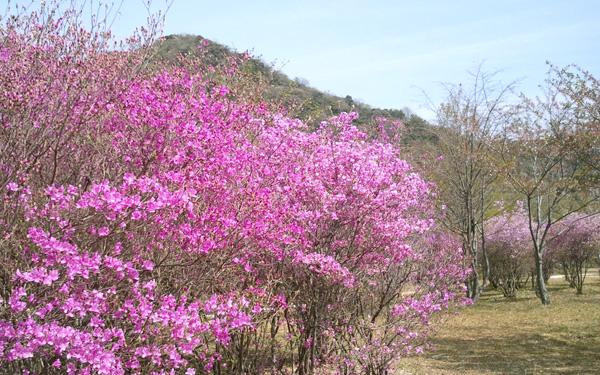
xmin=153 ymin=34 xmax=437 ymax=146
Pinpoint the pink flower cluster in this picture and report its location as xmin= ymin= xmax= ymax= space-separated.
xmin=0 ymin=5 xmax=466 ymax=374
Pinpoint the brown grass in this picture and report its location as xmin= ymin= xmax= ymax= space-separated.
xmin=398 ymin=273 xmax=600 ymax=375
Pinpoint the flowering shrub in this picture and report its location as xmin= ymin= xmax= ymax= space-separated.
xmin=485 ymin=209 xmax=532 ymax=297
xmin=0 ymin=3 xmax=467 ymax=375
xmin=547 ymin=214 xmax=600 ymax=294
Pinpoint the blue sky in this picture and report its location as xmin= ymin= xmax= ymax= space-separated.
xmin=5 ymin=0 xmax=600 ymax=119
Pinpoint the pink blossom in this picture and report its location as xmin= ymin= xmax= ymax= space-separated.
xmin=6 ymin=182 xmax=19 ymax=191
xmin=0 ymin=9 xmax=465 ymax=373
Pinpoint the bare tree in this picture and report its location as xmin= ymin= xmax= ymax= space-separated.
xmin=497 ymin=70 xmax=600 ymax=305
xmin=420 ymin=66 xmax=514 ymax=300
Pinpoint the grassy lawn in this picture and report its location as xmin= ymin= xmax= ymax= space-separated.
xmin=399 ymin=273 xmax=600 ymax=374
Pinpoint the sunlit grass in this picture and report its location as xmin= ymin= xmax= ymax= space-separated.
xmin=399 ymin=271 xmax=600 ymax=374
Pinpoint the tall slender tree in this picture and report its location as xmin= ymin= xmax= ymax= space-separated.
xmin=420 ymin=66 xmax=513 ymax=300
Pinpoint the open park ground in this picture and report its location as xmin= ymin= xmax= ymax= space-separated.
xmin=400 ymin=272 xmax=600 ymax=374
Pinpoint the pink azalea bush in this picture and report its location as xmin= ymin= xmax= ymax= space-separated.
xmin=485 ymin=208 xmax=533 ymax=297
xmin=547 ymin=213 xmax=600 ymax=294
xmin=0 ymin=4 xmax=467 ymax=375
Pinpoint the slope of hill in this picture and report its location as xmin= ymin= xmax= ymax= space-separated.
xmin=153 ymin=34 xmax=437 ymax=146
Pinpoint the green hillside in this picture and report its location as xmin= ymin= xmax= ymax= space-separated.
xmin=153 ymin=34 xmax=436 ymax=146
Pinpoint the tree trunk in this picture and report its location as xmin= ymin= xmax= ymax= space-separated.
xmin=478 ymin=179 xmax=490 ymax=296
xmin=467 ymin=270 xmax=480 ymax=300
xmin=534 ymin=249 xmax=551 ymax=305
xmin=466 ymin=219 xmax=483 ymax=301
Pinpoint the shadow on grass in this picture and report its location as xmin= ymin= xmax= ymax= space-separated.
xmin=428 ymin=332 xmax=600 ymax=374
xmin=413 ymin=280 xmax=600 ymax=374
xmin=396 ymin=279 xmax=600 ymax=374
xmin=482 ymin=295 xmax=534 ymax=304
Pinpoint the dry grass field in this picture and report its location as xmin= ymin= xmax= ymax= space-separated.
xmin=399 ymin=273 xmax=600 ymax=375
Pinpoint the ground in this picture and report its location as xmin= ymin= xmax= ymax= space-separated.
xmin=399 ymin=272 xmax=600 ymax=374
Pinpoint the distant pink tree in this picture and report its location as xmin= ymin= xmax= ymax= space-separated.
xmin=547 ymin=213 xmax=600 ymax=294
xmin=485 ymin=206 xmax=532 ymax=297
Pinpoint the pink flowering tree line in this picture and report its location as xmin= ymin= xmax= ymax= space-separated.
xmin=0 ymin=3 xmax=468 ymax=375
xmin=485 ymin=203 xmax=600 ymax=298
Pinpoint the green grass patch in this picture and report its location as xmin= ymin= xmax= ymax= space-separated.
xmin=399 ymin=273 xmax=600 ymax=374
